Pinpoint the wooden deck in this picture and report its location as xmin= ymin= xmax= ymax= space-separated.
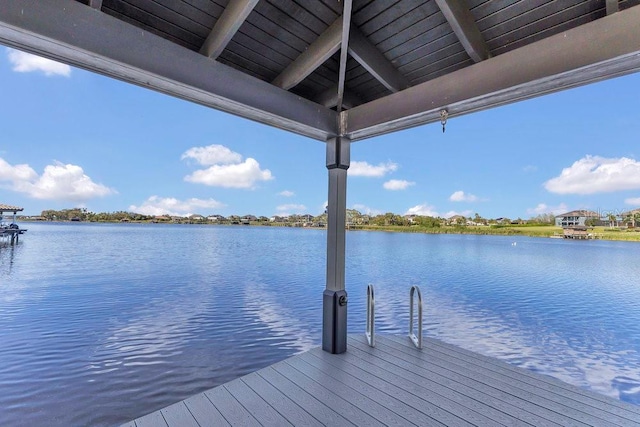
xmin=124 ymin=334 xmax=640 ymax=426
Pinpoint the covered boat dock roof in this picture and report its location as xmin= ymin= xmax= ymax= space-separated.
xmin=1 ymin=1 xmax=639 ymax=141
xmin=0 ymin=204 xmax=24 ymax=214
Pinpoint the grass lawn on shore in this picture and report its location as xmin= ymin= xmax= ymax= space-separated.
xmin=354 ymin=224 xmax=640 ymax=242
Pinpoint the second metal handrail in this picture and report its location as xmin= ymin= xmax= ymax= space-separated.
xmin=366 ymin=284 xmax=375 ymax=347
xmin=409 ymin=285 xmax=423 ymax=349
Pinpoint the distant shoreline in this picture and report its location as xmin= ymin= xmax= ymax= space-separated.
xmin=18 ymin=220 xmax=640 ymax=242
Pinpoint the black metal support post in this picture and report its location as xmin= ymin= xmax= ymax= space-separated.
xmin=323 ymin=136 xmax=350 ymax=354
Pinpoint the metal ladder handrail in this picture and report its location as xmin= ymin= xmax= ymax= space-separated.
xmin=366 ymin=284 xmax=375 ymax=347
xmin=409 ymin=285 xmax=423 ymax=349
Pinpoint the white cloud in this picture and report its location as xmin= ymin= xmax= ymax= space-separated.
xmin=129 ymin=196 xmax=225 ymax=217
xmin=526 ymin=203 xmax=569 ymax=215
xmin=181 ymin=144 xmax=242 ymax=166
xmin=278 ymin=190 xmax=295 ymax=197
xmin=405 ymin=203 xmax=439 ymax=217
xmin=545 ymin=156 xmax=640 ymax=194
xmin=352 ymin=204 xmax=382 ymax=216
xmin=349 ymin=161 xmax=398 ymax=177
xmin=443 ymin=210 xmax=473 ymax=219
xmin=383 ymin=179 xmax=415 ymax=191
xmin=0 ymin=158 xmax=115 ymax=202
xmin=449 ymin=190 xmax=479 ymax=202
xmin=7 ymin=48 xmax=71 ymax=77
xmin=183 ymin=145 xmax=273 ymax=189
xmin=276 ymin=204 xmax=306 ymax=213
xmin=185 ymin=159 xmax=272 ymax=188
xmin=0 ymin=157 xmax=38 ymax=182
xmin=625 ymin=197 xmax=640 ymax=206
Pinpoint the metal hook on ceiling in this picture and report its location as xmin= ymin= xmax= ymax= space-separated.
xmin=440 ymin=109 xmax=448 ymax=133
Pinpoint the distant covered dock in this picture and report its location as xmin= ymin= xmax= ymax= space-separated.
xmin=0 ymin=204 xmax=26 ymax=245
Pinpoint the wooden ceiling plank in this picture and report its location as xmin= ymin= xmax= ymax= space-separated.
xmin=370 ymin=6 xmax=443 ymax=52
xmin=481 ymin=0 xmax=589 ymax=43
xmin=102 ymin=6 xmax=200 ymax=50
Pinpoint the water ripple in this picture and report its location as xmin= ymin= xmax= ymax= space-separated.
xmin=0 ymin=224 xmax=638 ymax=425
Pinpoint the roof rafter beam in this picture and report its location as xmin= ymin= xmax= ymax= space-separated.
xmin=88 ymin=0 xmax=102 ymax=10
xmin=336 ymin=0 xmax=353 ymax=113
xmin=434 ymin=0 xmax=490 ymax=62
xmin=314 ymin=85 xmax=362 ymax=110
xmin=199 ymin=0 xmax=258 ymax=59
xmin=272 ymin=16 xmax=408 ymax=94
xmin=344 ymin=4 xmax=640 ymax=141
xmin=0 ymin=0 xmax=337 ymax=141
xmin=272 ymin=18 xmax=342 ymax=90
xmin=348 ymin=28 xmax=409 ymax=92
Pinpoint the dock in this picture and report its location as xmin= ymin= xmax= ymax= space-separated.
xmin=561 ymin=227 xmax=599 ymax=240
xmin=0 ymin=227 xmax=27 ymax=246
xmin=1 ymin=204 xmax=27 ymax=246
xmin=123 ymin=334 xmax=640 ymax=426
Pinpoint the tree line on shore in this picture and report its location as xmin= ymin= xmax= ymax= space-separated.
xmin=30 ymin=208 xmax=557 ymax=227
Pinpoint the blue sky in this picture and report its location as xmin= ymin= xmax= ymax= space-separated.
xmin=1 ymin=47 xmax=640 ymax=219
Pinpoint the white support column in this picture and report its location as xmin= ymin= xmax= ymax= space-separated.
xmin=323 ymin=136 xmax=350 ymax=354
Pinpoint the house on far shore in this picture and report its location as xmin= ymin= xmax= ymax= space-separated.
xmin=447 ymin=215 xmax=467 ymax=225
xmin=404 ymin=214 xmax=418 ymax=224
xmin=621 ymin=208 xmax=640 ymax=228
xmin=555 ymin=210 xmax=600 ymax=227
xmin=188 ymin=214 xmax=206 ymax=223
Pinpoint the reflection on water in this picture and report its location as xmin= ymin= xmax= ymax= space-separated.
xmin=0 ymin=224 xmax=638 ymax=426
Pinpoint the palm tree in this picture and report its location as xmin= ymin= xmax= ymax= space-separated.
xmin=607 ymin=213 xmax=616 ymax=229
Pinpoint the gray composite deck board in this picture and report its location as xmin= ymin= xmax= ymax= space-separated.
xmin=127 ymin=334 xmax=640 ymax=427
xmin=347 ymin=336 xmax=567 ymax=427
xmin=305 ymin=349 xmax=475 ymax=427
xmin=331 ymin=345 xmax=518 ymax=426
xmin=384 ymin=334 xmax=640 ymax=426
xmin=159 ymin=402 xmax=199 ymax=427
xmin=363 ymin=336 xmax=591 ymax=427
xmin=284 ymin=355 xmax=418 ymax=426
xmin=382 ymin=335 xmax=625 ymax=426
xmin=182 ymin=393 xmax=230 ymax=427
xmin=345 ymin=337 xmax=540 ymax=427
xmin=241 ymin=372 xmax=324 ymax=427
xmin=223 ymin=376 xmax=293 ymax=427
xmin=294 ymin=349 xmax=447 ymax=426
xmin=204 ymin=386 xmax=262 ymax=426
xmin=257 ymin=364 xmax=355 ymax=426
xmin=393 ymin=333 xmax=640 ymax=415
xmin=269 ymin=359 xmax=385 ymax=426
xmin=134 ymin=410 xmax=168 ymax=427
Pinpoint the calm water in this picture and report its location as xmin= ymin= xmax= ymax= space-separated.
xmin=1 ymin=223 xmax=639 ymax=425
